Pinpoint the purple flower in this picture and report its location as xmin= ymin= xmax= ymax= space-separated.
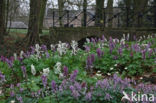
xmin=85 ymin=46 xmax=90 ymax=52
xmin=20 ymin=88 xmax=24 ymax=92
xmin=10 ymin=84 xmax=14 ymax=89
xmin=96 ymin=48 xmax=103 ymax=58
xmin=31 ymin=92 xmax=35 ymax=97
xmin=142 ymin=50 xmax=146 ymax=60
xmin=85 ymin=92 xmax=92 ymax=101
xmin=45 ymin=52 xmax=50 ymax=58
xmin=0 ymin=56 xmax=5 ymax=62
xmin=130 ymin=51 xmax=133 ymax=57
xmin=70 ymin=89 xmax=80 ymax=99
xmin=30 ymin=46 xmax=35 ymax=54
xmin=86 ymin=56 xmax=92 ymax=69
xmin=133 ymin=35 xmax=136 ymax=41
xmin=148 ymin=49 xmax=153 ymax=57
xmin=118 ymin=47 xmax=123 ymax=56
xmin=5 ymin=58 xmax=13 ymax=68
xmin=91 ymin=38 xmax=96 ymax=44
xmin=10 ymin=91 xmax=15 ymax=97
xmin=81 ymin=82 xmax=86 ymax=88
xmin=96 ymin=79 xmax=109 ymax=89
xmin=63 ymin=66 xmax=68 ymax=77
xmin=16 ymin=83 xmax=21 ymax=87
xmin=16 ymin=96 xmax=23 ymax=103
xmin=74 ymin=82 xmax=81 ymax=91
xmin=51 ymin=80 xmax=56 ymax=92
xmin=21 ymin=66 xmax=27 ymax=78
xmin=26 ymin=51 xmax=31 ymax=57
xmin=113 ymin=56 xmax=118 ymax=60
xmin=41 ymin=45 xmax=47 ymax=51
xmin=41 ymin=75 xmax=47 ymax=88
xmin=109 ymin=37 xmax=116 ymax=54
xmin=69 ymin=85 xmax=75 ymax=91
xmin=91 ymin=54 xmax=95 ymax=62
xmin=86 ymin=54 xmax=95 ymax=69
xmin=70 ymin=70 xmax=78 ymax=82
xmin=105 ymin=93 xmax=112 ymax=101
xmin=101 ymin=35 xmax=105 ymax=41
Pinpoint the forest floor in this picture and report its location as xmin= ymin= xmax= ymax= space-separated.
xmin=0 ymin=32 xmax=50 ymax=57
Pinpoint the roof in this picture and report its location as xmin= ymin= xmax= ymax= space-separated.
xmin=7 ymin=21 xmax=28 ymax=29
xmin=46 ymin=8 xmax=96 ymax=19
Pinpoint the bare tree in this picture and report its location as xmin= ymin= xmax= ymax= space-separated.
xmin=25 ymin=0 xmax=41 ymax=46
xmin=95 ymin=0 xmax=105 ymax=26
xmin=58 ymin=0 xmax=65 ymax=27
xmin=133 ymin=0 xmax=149 ymax=27
xmin=39 ymin=0 xmax=48 ymax=33
xmin=0 ymin=0 xmax=6 ymax=44
xmin=107 ymin=0 xmax=113 ymax=27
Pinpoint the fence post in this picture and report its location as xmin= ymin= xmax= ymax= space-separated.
xmin=103 ymin=8 xmax=106 ymax=27
xmin=126 ymin=7 xmax=129 ymax=27
xmin=83 ymin=0 xmax=87 ymax=27
xmin=67 ymin=10 xmax=69 ymax=27
xmin=118 ymin=13 xmax=120 ymax=27
xmin=53 ymin=11 xmax=55 ymax=27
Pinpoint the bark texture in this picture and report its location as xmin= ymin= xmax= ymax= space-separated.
xmin=26 ymin=0 xmax=41 ymax=46
xmin=39 ymin=0 xmax=47 ymax=33
xmin=0 ymin=0 xmax=6 ymax=44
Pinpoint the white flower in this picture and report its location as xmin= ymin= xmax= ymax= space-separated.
xmin=116 ymin=39 xmax=120 ymax=43
xmin=86 ymin=38 xmax=90 ymax=43
xmin=35 ymin=44 xmax=40 ymax=51
xmin=127 ymin=33 xmax=130 ymax=40
xmin=113 ymin=39 xmax=116 ymax=43
xmin=57 ymin=41 xmax=68 ymax=56
xmin=124 ymin=67 xmax=128 ymax=70
xmin=123 ymin=34 xmax=125 ymax=38
xmin=50 ymin=44 xmax=55 ymax=50
xmin=20 ymin=51 xmax=24 ymax=58
xmin=34 ymin=44 xmax=41 ymax=59
xmin=96 ymin=73 xmax=102 ymax=77
xmin=13 ymin=53 xmax=17 ymax=60
xmin=10 ymin=100 xmax=15 ymax=103
xmin=140 ymin=77 xmax=143 ymax=80
xmin=143 ymin=35 xmax=146 ymax=39
xmin=43 ymin=68 xmax=50 ymax=76
xmin=31 ymin=64 xmax=36 ymax=75
xmin=120 ymin=38 xmax=125 ymax=45
xmin=97 ymin=71 xmax=101 ymax=73
xmin=71 ymin=40 xmax=78 ymax=55
xmin=59 ymin=73 xmax=64 ymax=78
xmin=110 ymin=67 xmax=114 ymax=70
xmin=0 ymin=89 xmax=2 ymax=95
xmin=114 ymin=64 xmax=117 ymax=67
xmin=107 ymin=73 xmax=111 ymax=76
xmin=116 ymin=72 xmax=119 ymax=74
xmin=54 ymin=62 xmax=62 ymax=74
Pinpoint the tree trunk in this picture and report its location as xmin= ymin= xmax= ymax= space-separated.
xmin=154 ymin=0 xmax=156 ymax=27
xmin=5 ymin=0 xmax=10 ymax=35
xmin=82 ymin=0 xmax=87 ymax=26
xmin=0 ymin=0 xmax=6 ymax=44
xmin=39 ymin=0 xmax=47 ymax=34
xmin=133 ymin=0 xmax=149 ymax=27
xmin=124 ymin=0 xmax=131 ymax=27
xmin=107 ymin=0 xmax=113 ymax=28
xmin=25 ymin=0 xmax=41 ymax=46
xmin=95 ymin=0 xmax=104 ymax=26
xmin=58 ymin=0 xmax=64 ymax=27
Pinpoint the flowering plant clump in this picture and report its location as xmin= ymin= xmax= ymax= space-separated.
xmin=0 ymin=34 xmax=155 ymax=103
